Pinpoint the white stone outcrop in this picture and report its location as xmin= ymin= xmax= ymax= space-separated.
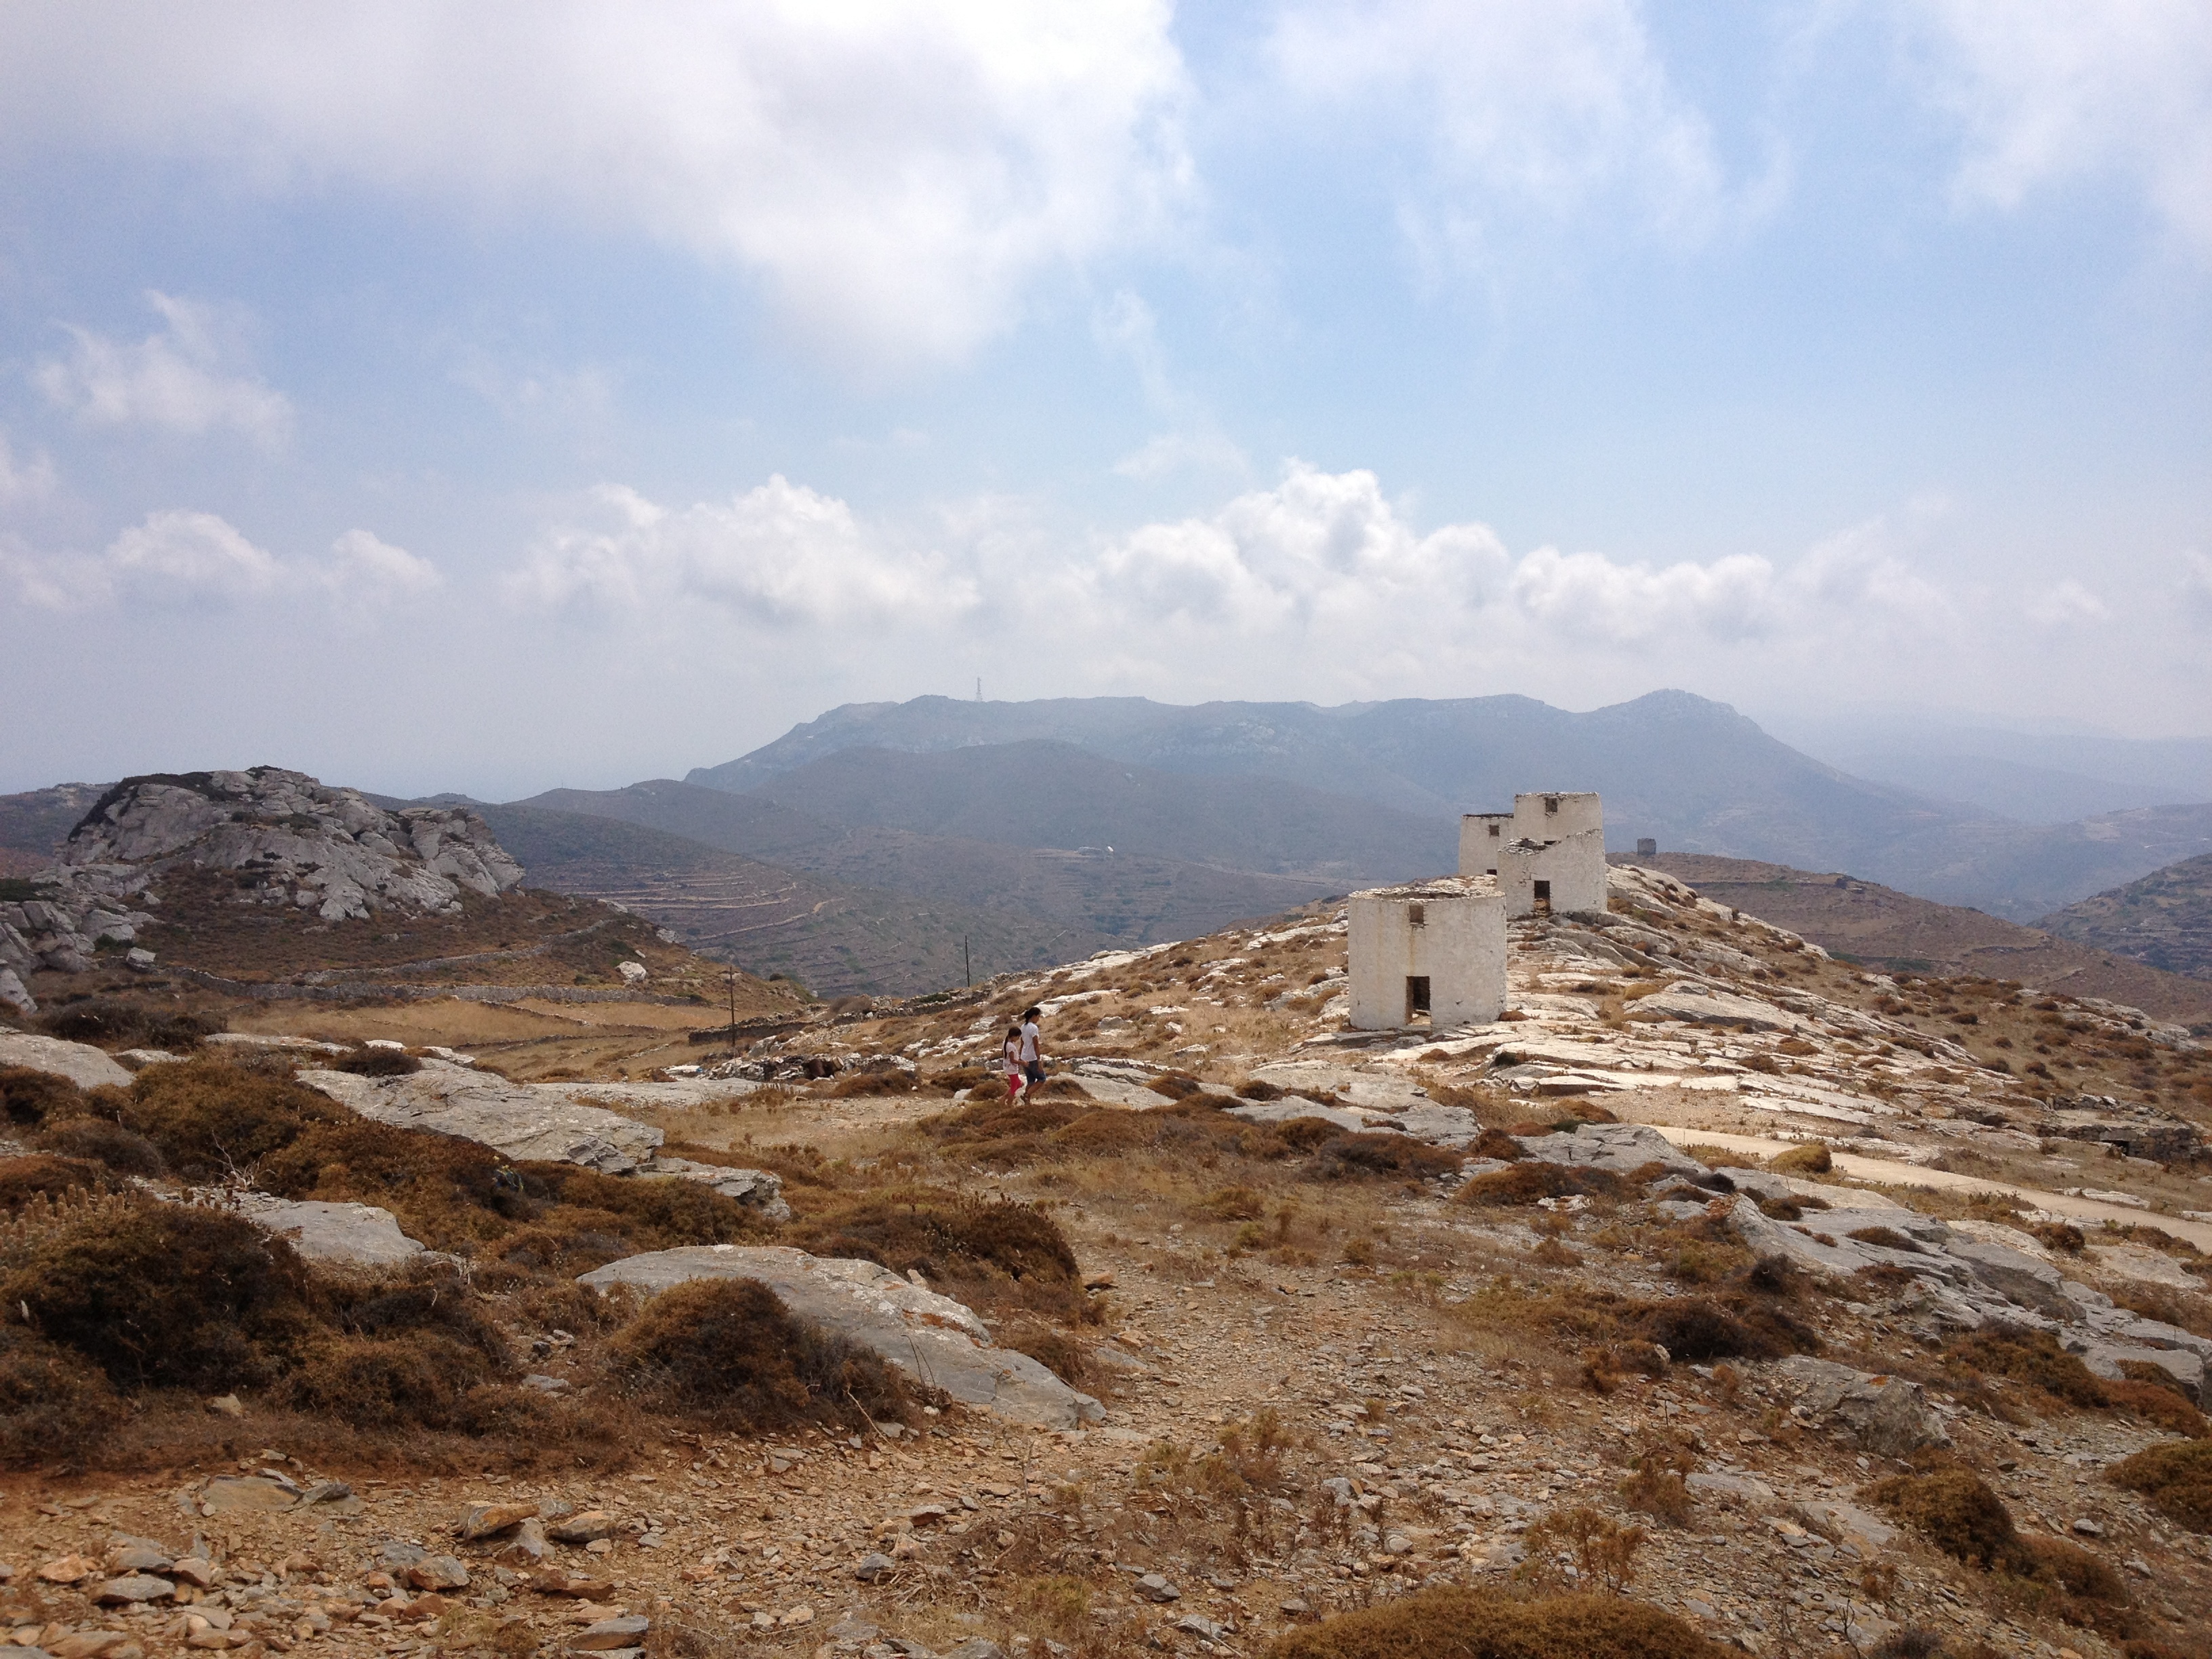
xmin=1771 ymin=1355 xmax=1950 ymax=1456
xmin=301 ymin=1058 xmax=662 ymax=1174
xmin=228 ymin=1194 xmax=427 ymax=1267
xmin=0 ymin=768 xmax=527 ymax=997
xmin=579 ymin=1244 xmax=1105 ymax=1430
xmin=0 ymin=1029 xmax=132 ymax=1090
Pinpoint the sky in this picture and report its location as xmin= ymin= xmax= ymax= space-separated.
xmin=1 ymin=0 xmax=2209 ymax=800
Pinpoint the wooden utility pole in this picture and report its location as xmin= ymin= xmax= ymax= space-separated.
xmin=964 ymin=935 xmax=971 ymax=988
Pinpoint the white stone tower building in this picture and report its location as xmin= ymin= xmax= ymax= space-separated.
xmin=1459 ymin=791 xmax=1606 ymax=918
xmin=1345 ymin=876 xmax=1507 ymax=1031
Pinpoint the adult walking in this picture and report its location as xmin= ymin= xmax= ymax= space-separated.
xmin=1019 ymin=1004 xmax=1045 ymax=1093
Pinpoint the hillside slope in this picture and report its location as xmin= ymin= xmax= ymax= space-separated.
xmin=499 ymin=786 xmax=1339 ymax=985
xmin=2039 ymin=851 xmax=2212 ymax=983
xmin=476 ymin=801 xmax=1120 ymax=998
xmin=1629 ymin=851 xmax=2212 ymax=1026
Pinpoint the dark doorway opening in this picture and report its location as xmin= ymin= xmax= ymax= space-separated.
xmin=1406 ymin=975 xmax=1431 ymax=1023
xmin=1534 ymin=879 xmax=1552 ymax=913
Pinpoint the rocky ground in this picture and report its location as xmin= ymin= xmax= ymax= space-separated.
xmin=4 ymin=865 xmax=2212 ymax=1657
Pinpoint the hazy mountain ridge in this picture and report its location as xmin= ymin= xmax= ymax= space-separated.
xmin=691 ymin=689 xmax=2212 ymax=915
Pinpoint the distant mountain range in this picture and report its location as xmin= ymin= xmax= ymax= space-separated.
xmin=7 ymin=689 xmax=2209 ymax=997
xmin=688 ymin=691 xmax=2212 ymax=921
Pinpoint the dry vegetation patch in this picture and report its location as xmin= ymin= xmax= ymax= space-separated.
xmin=1265 ymin=1586 xmax=1728 ymax=1659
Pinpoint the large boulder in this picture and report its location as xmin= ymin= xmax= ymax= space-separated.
xmin=301 ymin=1059 xmax=662 ymax=1173
xmin=1633 ymin=983 xmax=1820 ymax=1036
xmin=579 ymin=1244 xmax=1104 ymax=1430
xmin=1772 ymin=1355 xmax=1950 ymax=1456
xmin=230 ymin=1194 xmax=426 ymax=1267
xmin=0 ymin=1029 xmax=132 ymax=1090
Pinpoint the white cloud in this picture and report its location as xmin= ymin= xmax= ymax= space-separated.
xmin=1269 ymin=0 xmax=1763 ymax=259
xmin=2024 ymin=577 xmax=2112 ymax=627
xmin=1910 ymin=0 xmax=2212 ymax=255
xmin=509 ymin=476 xmax=975 ymax=625
xmin=2182 ymin=550 xmax=2212 ymax=621
xmin=323 ymin=529 xmax=442 ymax=600
xmin=0 ymin=3 xmax=1190 ymax=369
xmin=1509 ymin=546 xmax=1778 ymax=644
xmin=35 ymin=291 xmax=293 ymax=445
xmin=0 ymin=433 xmax=56 ymax=504
xmin=0 ymin=510 xmax=436 ymax=612
xmin=104 ymin=509 xmax=284 ymax=605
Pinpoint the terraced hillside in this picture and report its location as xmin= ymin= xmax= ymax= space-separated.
xmin=2042 ymin=852 xmax=2212 ymax=983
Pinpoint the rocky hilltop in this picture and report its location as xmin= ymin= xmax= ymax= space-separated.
xmin=0 ymin=767 xmax=523 ymax=1011
xmin=2042 ymin=851 xmax=2212 ymax=985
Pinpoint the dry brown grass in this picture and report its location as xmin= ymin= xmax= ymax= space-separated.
xmin=1265 ymin=1586 xmax=1727 ymax=1659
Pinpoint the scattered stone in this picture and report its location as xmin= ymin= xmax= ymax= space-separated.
xmin=166 ymin=1559 xmax=216 ymax=1589
xmin=37 ymin=1556 xmax=98 ymax=1585
xmin=93 ymin=1577 xmax=173 ymax=1606
xmin=52 ymin=1633 xmax=133 ymax=1659
xmin=853 ymin=1553 xmax=897 ymax=1582
xmin=1134 ymin=1574 xmax=1180 ymax=1603
xmin=103 ymin=1546 xmax=169 ymax=1575
xmin=406 ymin=1556 xmax=470 ymax=1592
xmin=2072 ymin=1518 xmax=2105 ymax=1538
xmin=204 ymin=1395 xmax=244 ymax=1419
xmin=459 ymin=1502 xmax=540 ymax=1540
xmin=943 ymin=1641 xmax=1005 ymax=1659
xmin=495 ymin=1519 xmax=549 ymax=1565
xmin=547 ymin=1513 xmax=616 ymax=1546
xmin=569 ymin=1616 xmax=649 ymax=1651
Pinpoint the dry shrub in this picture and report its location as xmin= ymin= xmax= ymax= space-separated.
xmin=783 ymin=1189 xmax=1087 ymax=1323
xmin=1862 ymin=1462 xmax=2131 ymax=1626
xmin=2110 ymin=1439 xmax=2212 ymax=1531
xmin=1632 ymin=1295 xmax=1812 ymax=1362
xmin=1000 ymin=1323 xmax=1088 ymax=1385
xmin=2031 ymin=1222 xmax=2086 ymax=1255
xmin=1310 ymin=1131 xmax=1461 ymax=1181
xmin=1945 ymin=1329 xmax=2108 ymax=1410
xmin=1684 ymin=1144 xmax=1763 ymax=1170
xmin=2106 ymin=1370 xmax=2209 ymax=1437
xmin=1618 ymin=1433 xmax=1696 ymax=1523
xmin=1205 ymin=1185 xmax=1267 ymax=1221
xmin=1459 ymin=1163 xmax=1624 ymax=1208
xmin=1865 ymin=1468 xmax=2021 ymax=1568
xmin=1006 ymin=1576 xmax=1090 ymax=1640
xmin=2107 ymin=1280 xmax=2212 ymax=1343
xmin=0 ymin=1067 xmax=90 ymax=1127
xmin=1769 ymin=1142 xmax=1833 ymax=1174
xmin=1580 ymin=1343 xmax=1668 ymax=1396
xmin=608 ymin=1277 xmax=907 ymax=1431
xmin=1847 ymin=1225 xmax=1919 ymax=1251
xmin=1266 ymin=1586 xmax=1725 ymax=1659
xmin=0 ymin=1153 xmax=124 ymax=1210
xmin=117 ymin=1057 xmax=345 ymax=1181
xmin=38 ymin=1001 xmax=221 ymax=1051
xmin=1521 ymin=1506 xmax=1646 ymax=1593
xmin=276 ymin=1330 xmax=502 ymax=1429
xmin=1471 ymin=1128 xmax=1525 ymax=1161
xmin=329 ymin=1047 xmax=422 ymax=1077
xmin=1 ymin=1195 xmax=317 ymax=1390
xmin=0 ymin=1325 xmax=119 ymax=1467
xmin=33 ymin=1115 xmax=164 ymax=1174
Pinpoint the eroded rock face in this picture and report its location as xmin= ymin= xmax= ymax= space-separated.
xmin=0 ymin=768 xmax=527 ymax=991
xmin=578 ymin=1244 xmax=1105 ymax=1430
xmin=301 ymin=1058 xmax=663 ymax=1174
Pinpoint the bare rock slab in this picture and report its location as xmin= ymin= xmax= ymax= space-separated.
xmin=301 ymin=1059 xmax=662 ymax=1173
xmin=578 ymin=1244 xmax=1104 ymax=1430
xmin=230 ymin=1194 xmax=425 ymax=1267
xmin=1773 ymin=1355 xmax=1950 ymax=1456
xmin=0 ymin=1031 xmax=131 ymax=1090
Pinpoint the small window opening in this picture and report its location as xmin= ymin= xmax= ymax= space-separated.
xmin=1485 ymin=867 xmax=1497 ymax=878
xmin=1408 ymin=902 xmax=1426 ymax=928
xmin=1544 ymin=796 xmax=1559 ymax=815
xmin=1487 ymin=822 xmax=1501 ymax=837
xmin=1534 ymin=879 xmax=1552 ymax=912
xmin=1406 ymin=975 xmax=1431 ymax=1023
